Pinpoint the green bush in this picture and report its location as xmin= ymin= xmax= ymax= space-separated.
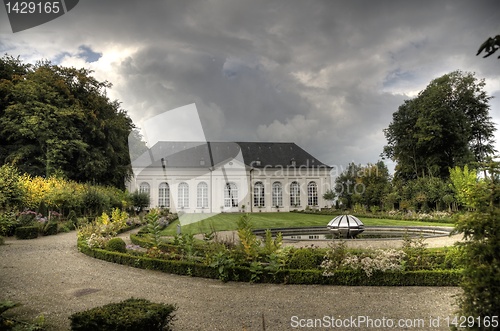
xmin=15 ymin=226 xmax=39 ymax=239
xmin=69 ymin=298 xmax=176 ymax=331
xmin=0 ymin=165 xmax=24 ymax=211
xmin=41 ymin=221 xmax=58 ymax=236
xmin=106 ymin=237 xmax=127 ymax=253
xmin=0 ymin=212 xmax=19 ymax=236
xmin=288 ymin=249 xmax=319 ymax=270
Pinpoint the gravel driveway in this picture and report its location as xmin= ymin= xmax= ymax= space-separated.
xmin=0 ymin=231 xmax=461 ymax=330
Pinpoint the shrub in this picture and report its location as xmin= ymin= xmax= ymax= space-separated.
xmin=342 ymin=249 xmax=406 ymax=277
xmin=106 ymin=237 xmax=127 ymax=253
xmin=320 ymin=241 xmax=348 ymax=275
xmin=69 ymin=298 xmax=176 ymax=331
xmin=0 ymin=165 xmax=24 ymax=210
xmin=262 ymin=229 xmax=283 ymax=255
xmin=18 ymin=210 xmax=40 ymax=226
xmin=40 ymin=221 xmax=58 ymax=236
xmin=0 ymin=212 xmax=19 ymax=236
xmin=288 ymin=249 xmax=318 ymax=270
xmin=237 ymin=214 xmax=260 ymax=261
xmin=130 ymin=191 xmax=150 ymax=212
xmin=87 ymin=233 xmax=111 ymax=249
xmin=15 ymin=226 xmax=39 ymax=239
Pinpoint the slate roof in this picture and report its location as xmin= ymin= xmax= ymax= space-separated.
xmin=132 ymin=141 xmax=331 ymax=169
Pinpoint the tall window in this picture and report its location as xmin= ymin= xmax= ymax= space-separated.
xmin=253 ymin=182 xmax=265 ymax=207
xmin=139 ymin=182 xmax=150 ymax=207
xmin=158 ymin=182 xmax=170 ymax=208
xmin=224 ymin=182 xmax=238 ymax=207
xmin=307 ymin=181 xmax=318 ymax=206
xmin=272 ymin=182 xmax=283 ymax=207
xmin=290 ymin=181 xmax=300 ymax=206
xmin=197 ymin=182 xmax=208 ymax=208
xmin=139 ymin=182 xmax=150 ymax=195
xmin=178 ymin=182 xmax=189 ymax=208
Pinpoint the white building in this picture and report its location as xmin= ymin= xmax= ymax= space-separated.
xmin=127 ymin=141 xmax=332 ymax=213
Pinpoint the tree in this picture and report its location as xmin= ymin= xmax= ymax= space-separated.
xmin=359 ymin=161 xmax=391 ymax=209
xmin=334 ymin=161 xmax=391 ymax=210
xmin=0 ymin=55 xmax=134 ymax=188
xmin=476 ymin=35 xmax=500 ymax=59
xmin=382 ymin=71 xmax=496 ymax=181
xmin=451 ymin=161 xmax=500 ymax=328
xmin=322 ymin=189 xmax=336 ymax=208
xmin=334 ymin=163 xmax=362 ymax=209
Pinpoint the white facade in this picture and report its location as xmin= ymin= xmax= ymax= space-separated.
xmin=127 ymin=142 xmax=332 ymax=213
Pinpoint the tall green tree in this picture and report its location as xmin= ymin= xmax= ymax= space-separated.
xmin=0 ymin=55 xmax=134 ymax=188
xmin=451 ymin=161 xmax=500 ymax=328
xmin=382 ymin=71 xmax=496 ymax=181
xmin=359 ymin=161 xmax=391 ymax=209
xmin=334 ymin=161 xmax=391 ymax=210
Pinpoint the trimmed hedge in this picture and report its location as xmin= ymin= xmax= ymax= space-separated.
xmin=15 ymin=226 xmax=39 ymax=239
xmin=78 ymin=240 xmax=462 ymax=286
xmin=69 ymin=298 xmax=176 ymax=331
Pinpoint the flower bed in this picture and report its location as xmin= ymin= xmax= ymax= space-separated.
xmin=78 ymin=210 xmax=463 ymax=286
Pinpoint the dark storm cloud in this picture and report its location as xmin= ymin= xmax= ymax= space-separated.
xmin=1 ymin=0 xmax=500 ymax=170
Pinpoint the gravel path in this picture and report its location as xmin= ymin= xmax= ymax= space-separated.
xmin=0 ymin=231 xmax=461 ymax=330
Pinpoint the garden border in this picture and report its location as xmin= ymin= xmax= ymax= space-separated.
xmin=78 ymin=238 xmax=463 ymax=286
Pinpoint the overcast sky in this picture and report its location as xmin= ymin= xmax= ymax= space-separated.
xmin=1 ymin=0 xmax=500 ymax=173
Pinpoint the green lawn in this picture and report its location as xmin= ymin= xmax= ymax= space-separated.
xmin=160 ymin=212 xmax=453 ymax=236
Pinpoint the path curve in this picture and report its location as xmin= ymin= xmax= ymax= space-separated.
xmin=0 ymin=232 xmax=460 ymax=330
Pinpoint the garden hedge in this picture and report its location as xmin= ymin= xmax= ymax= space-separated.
xmin=41 ymin=222 xmax=58 ymax=236
xmin=78 ymin=240 xmax=462 ymax=286
xmin=15 ymin=226 xmax=39 ymax=239
xmin=69 ymin=298 xmax=176 ymax=331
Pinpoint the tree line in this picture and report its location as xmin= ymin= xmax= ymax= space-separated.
xmin=329 ymin=70 xmax=497 ymax=213
xmin=0 ymin=55 xmax=134 ymax=189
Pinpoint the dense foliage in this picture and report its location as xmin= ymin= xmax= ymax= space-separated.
xmin=69 ymin=298 xmax=176 ymax=331
xmin=383 ymin=70 xmax=496 ymax=181
xmin=451 ymin=161 xmax=500 ymax=329
xmin=0 ymin=55 xmax=134 ymax=188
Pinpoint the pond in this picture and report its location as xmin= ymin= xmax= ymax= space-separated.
xmin=255 ymin=226 xmax=453 ymax=241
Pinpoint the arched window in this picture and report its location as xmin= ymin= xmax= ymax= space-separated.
xmin=158 ymin=182 xmax=170 ymax=208
xmin=290 ymin=181 xmax=300 ymax=206
xmin=224 ymin=182 xmax=238 ymax=207
xmin=307 ymin=181 xmax=318 ymax=206
xmin=253 ymin=182 xmax=265 ymax=207
xmin=178 ymin=182 xmax=189 ymax=208
xmin=139 ymin=182 xmax=150 ymax=194
xmin=272 ymin=182 xmax=283 ymax=207
xmin=197 ymin=182 xmax=208 ymax=208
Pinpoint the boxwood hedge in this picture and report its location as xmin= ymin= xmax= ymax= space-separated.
xmin=78 ymin=239 xmax=462 ymax=286
xmin=15 ymin=226 xmax=39 ymax=239
xmin=69 ymin=298 xmax=176 ymax=331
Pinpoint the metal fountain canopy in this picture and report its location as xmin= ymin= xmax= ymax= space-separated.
xmin=327 ymin=214 xmax=365 ymax=238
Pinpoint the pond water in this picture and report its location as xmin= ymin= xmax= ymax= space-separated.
xmin=260 ymin=226 xmax=453 ymax=241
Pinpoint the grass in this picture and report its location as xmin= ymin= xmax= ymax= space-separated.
xmin=160 ymin=212 xmax=454 ymax=236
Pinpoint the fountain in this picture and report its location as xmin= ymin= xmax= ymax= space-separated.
xmin=327 ymin=214 xmax=365 ymax=238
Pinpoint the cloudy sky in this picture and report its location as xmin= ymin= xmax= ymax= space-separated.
xmin=1 ymin=0 xmax=500 ymax=173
